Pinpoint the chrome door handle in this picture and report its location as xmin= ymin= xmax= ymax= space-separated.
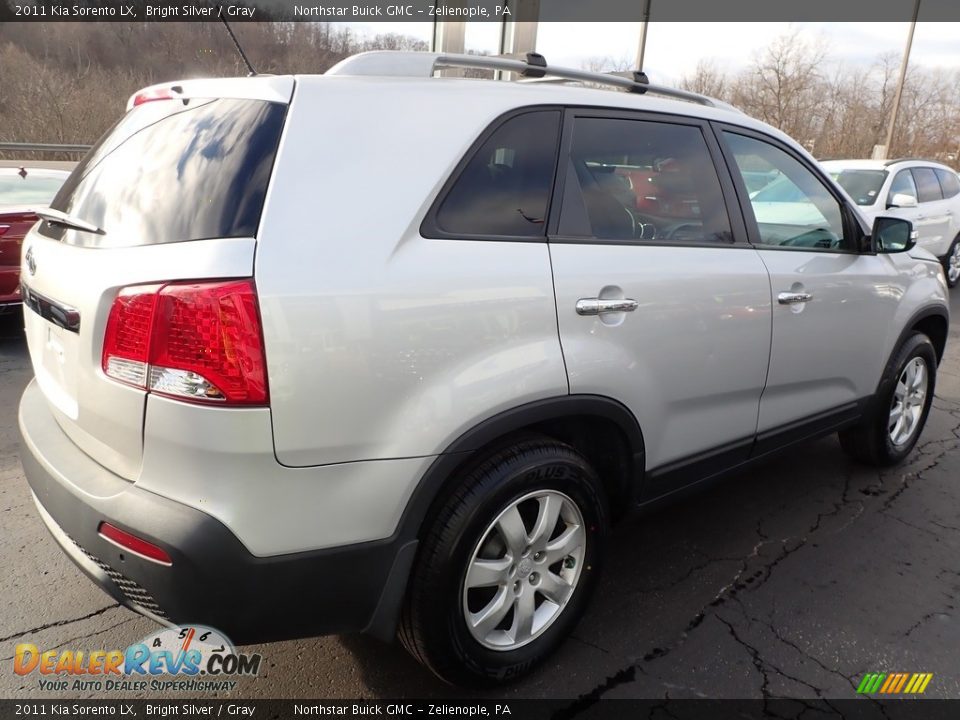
xmin=576 ymin=298 xmax=639 ymax=316
xmin=777 ymin=291 xmax=812 ymax=305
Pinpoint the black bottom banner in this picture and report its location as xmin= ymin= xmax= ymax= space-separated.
xmin=1 ymin=699 xmax=958 ymax=720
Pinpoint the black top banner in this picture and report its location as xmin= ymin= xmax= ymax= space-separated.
xmin=2 ymin=0 xmax=960 ymax=22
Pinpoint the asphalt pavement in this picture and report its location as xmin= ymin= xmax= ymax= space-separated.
xmin=1 ymin=296 xmax=958 ymax=701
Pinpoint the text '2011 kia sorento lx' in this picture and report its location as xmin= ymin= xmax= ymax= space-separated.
xmin=18 ymin=52 xmax=949 ymax=686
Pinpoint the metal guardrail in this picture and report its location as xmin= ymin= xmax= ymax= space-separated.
xmin=0 ymin=142 xmax=92 ymax=153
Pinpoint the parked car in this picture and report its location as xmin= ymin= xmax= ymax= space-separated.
xmin=0 ymin=166 xmax=71 ymax=312
xmin=18 ymin=52 xmax=948 ymax=687
xmin=821 ymin=159 xmax=960 ymax=287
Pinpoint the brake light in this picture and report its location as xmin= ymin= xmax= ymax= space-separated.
xmin=127 ymin=86 xmax=180 ymax=110
xmin=98 ymin=522 xmax=172 ymax=565
xmin=101 ymin=279 xmax=268 ymax=406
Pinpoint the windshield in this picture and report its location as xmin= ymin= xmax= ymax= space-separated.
xmin=832 ymin=169 xmax=888 ymax=206
xmin=40 ymin=97 xmax=286 ymax=246
xmin=0 ymin=172 xmax=67 ymax=206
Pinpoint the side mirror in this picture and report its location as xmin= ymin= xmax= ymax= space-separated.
xmin=888 ymin=192 xmax=918 ymax=209
xmin=873 ymin=216 xmax=916 ymax=253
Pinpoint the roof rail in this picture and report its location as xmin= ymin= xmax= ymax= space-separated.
xmin=883 ymin=157 xmax=944 ymax=167
xmin=325 ymin=51 xmax=736 ymax=111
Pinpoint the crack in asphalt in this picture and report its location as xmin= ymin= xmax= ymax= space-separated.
xmin=0 ymin=616 xmax=138 ymax=663
xmin=556 ymin=403 xmax=960 ymax=713
xmin=0 ymin=604 xmax=121 ymax=644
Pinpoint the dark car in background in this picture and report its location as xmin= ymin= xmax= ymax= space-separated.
xmin=0 ymin=166 xmax=71 ymax=311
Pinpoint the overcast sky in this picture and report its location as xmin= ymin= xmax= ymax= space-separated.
xmin=336 ymin=22 xmax=960 ymax=83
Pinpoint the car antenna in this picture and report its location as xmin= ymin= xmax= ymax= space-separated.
xmin=219 ymin=11 xmax=257 ymax=76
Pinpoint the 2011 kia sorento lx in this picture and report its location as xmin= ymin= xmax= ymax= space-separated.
xmin=18 ymin=51 xmax=949 ymax=686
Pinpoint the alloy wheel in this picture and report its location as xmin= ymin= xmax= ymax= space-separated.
xmin=462 ymin=490 xmax=586 ymax=651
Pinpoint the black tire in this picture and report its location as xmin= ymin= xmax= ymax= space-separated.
xmin=839 ymin=332 xmax=936 ymax=466
xmin=399 ymin=437 xmax=608 ymax=686
xmin=942 ymin=237 xmax=960 ymax=289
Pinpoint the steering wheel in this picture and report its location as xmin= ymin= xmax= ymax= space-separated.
xmin=781 ymin=228 xmax=839 ymax=249
xmin=631 ymin=213 xmax=658 ymax=241
xmin=663 ymin=222 xmax=702 ymax=241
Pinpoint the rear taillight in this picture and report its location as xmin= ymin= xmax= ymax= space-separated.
xmin=101 ymin=279 xmax=268 ymax=406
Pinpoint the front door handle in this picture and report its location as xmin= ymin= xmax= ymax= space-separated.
xmin=576 ymin=298 xmax=639 ymax=316
xmin=777 ymin=291 xmax=812 ymax=305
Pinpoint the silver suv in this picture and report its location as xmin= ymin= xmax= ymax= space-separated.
xmin=18 ymin=52 xmax=949 ymax=686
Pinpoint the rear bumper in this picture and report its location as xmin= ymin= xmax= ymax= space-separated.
xmin=18 ymin=380 xmax=417 ymax=644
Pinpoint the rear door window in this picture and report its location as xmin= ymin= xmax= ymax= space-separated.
xmin=559 ymin=117 xmax=732 ymax=243
xmin=40 ymin=97 xmax=286 ymax=246
xmin=911 ymin=167 xmax=944 ymax=204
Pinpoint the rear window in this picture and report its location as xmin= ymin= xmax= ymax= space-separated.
xmin=40 ymin=97 xmax=286 ymax=246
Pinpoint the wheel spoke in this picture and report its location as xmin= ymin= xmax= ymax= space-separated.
xmin=470 ymin=586 xmax=514 ymax=638
xmin=465 ymin=557 xmax=512 ymax=589
xmin=528 ymin=494 xmax=563 ymax=549
xmin=497 ymin=506 xmax=529 ymax=556
xmin=891 ymin=415 xmax=905 ymax=444
xmin=904 ymin=360 xmax=917 ymax=389
xmin=537 ymin=571 xmax=573 ymax=606
xmin=895 ymin=378 xmax=908 ymax=401
xmin=888 ymin=404 xmax=903 ymax=429
xmin=910 ymin=363 xmax=925 ymax=392
xmin=545 ymin=524 xmax=585 ymax=564
xmin=511 ymin=587 xmax=536 ymax=644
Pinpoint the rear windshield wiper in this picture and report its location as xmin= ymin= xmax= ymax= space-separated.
xmin=33 ymin=208 xmax=105 ymax=235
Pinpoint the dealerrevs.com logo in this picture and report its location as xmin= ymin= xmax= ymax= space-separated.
xmin=14 ymin=625 xmax=261 ymax=692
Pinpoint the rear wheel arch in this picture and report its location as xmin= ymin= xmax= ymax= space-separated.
xmin=398 ymin=395 xmax=646 ymax=543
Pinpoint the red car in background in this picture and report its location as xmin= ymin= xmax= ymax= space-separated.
xmin=0 ymin=166 xmax=71 ymax=312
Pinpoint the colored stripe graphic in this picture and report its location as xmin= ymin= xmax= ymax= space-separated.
xmin=857 ymin=672 xmax=932 ymax=694
xmin=904 ymin=674 xmax=920 ymax=693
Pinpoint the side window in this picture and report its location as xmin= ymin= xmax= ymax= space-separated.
xmin=432 ymin=111 xmax=561 ymax=238
xmin=559 ymin=117 xmax=732 ymax=243
xmin=911 ymin=167 xmax=943 ymax=203
xmin=889 ymin=169 xmax=919 ymax=205
xmin=723 ymin=131 xmax=849 ymax=251
xmin=935 ymin=169 xmax=960 ymax=199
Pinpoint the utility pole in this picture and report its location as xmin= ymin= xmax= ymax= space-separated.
xmin=882 ymin=0 xmax=920 ymax=159
xmin=635 ymin=0 xmax=653 ymax=71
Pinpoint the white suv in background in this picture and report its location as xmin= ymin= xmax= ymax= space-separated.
xmin=18 ymin=52 xmax=949 ymax=686
xmin=822 ymin=159 xmax=960 ymax=286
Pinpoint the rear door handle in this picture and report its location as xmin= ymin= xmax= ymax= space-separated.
xmin=777 ymin=291 xmax=812 ymax=305
xmin=576 ymin=298 xmax=639 ymax=316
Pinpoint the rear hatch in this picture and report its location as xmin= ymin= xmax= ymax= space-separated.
xmin=21 ymin=76 xmax=293 ymax=480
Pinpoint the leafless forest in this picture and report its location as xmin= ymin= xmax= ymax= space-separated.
xmin=0 ymin=23 xmax=957 ymax=166
xmin=676 ymin=31 xmax=959 ymax=164
xmin=0 ymin=22 xmax=427 ymax=156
